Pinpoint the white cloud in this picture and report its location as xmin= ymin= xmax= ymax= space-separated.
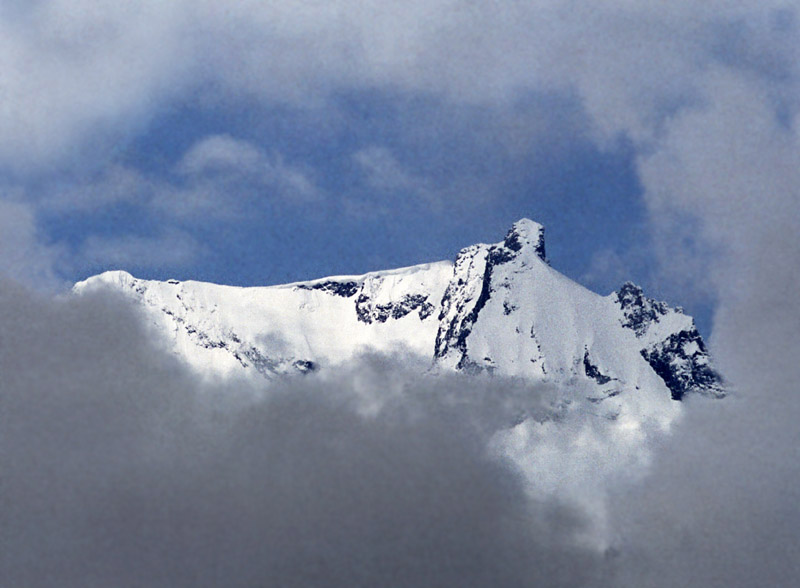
xmin=177 ymin=135 xmax=267 ymax=177
xmin=638 ymin=67 xmax=800 ymax=335
xmin=2 ymin=1 xmax=796 ymax=173
xmin=0 ymin=1 xmax=194 ymax=172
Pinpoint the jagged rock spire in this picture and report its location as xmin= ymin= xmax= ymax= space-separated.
xmin=503 ymin=218 xmax=546 ymax=261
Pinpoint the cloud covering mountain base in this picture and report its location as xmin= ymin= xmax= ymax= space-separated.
xmin=3 ymin=233 xmax=800 ymax=588
xmin=2 ymin=281 xmax=611 ymax=587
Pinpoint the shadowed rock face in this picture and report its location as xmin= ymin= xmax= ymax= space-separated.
xmin=614 ymin=282 xmax=724 ymax=400
xmin=297 ymin=281 xmax=360 ymax=297
xmin=640 ymin=330 xmax=723 ymax=400
xmin=74 ymin=219 xmax=723 ymax=407
xmin=356 ymin=293 xmax=435 ymax=324
xmin=434 ymin=220 xmax=545 ymax=371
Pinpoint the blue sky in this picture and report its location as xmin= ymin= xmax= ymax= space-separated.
xmin=2 ymin=2 xmax=800 ymax=339
xmin=42 ymin=90 xmax=644 ymax=285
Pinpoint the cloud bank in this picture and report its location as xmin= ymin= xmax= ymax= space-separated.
xmin=608 ymin=64 xmax=800 ymax=588
xmin=1 ymin=280 xmax=611 ymax=587
xmin=1 ymin=2 xmax=795 ymax=167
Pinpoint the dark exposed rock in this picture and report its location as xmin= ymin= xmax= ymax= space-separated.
xmin=187 ymin=328 xmax=228 ymax=350
xmin=583 ymin=349 xmax=613 ymax=385
xmin=587 ymin=389 xmax=621 ymax=404
xmin=297 ymin=280 xmax=360 ymax=297
xmin=615 ymin=282 xmax=724 ymax=400
xmin=435 ymin=238 xmax=523 ymax=368
xmin=233 ymin=348 xmax=316 ymax=377
xmin=503 ymin=301 xmax=517 ymax=315
xmin=293 ymin=359 xmax=317 ymax=373
xmin=242 ymin=347 xmax=280 ymax=376
xmin=641 ymin=329 xmax=724 ymax=400
xmin=434 ymin=251 xmax=493 ymax=367
xmin=616 ymin=282 xmax=670 ymax=337
xmin=355 ymin=293 xmax=435 ymax=324
xmin=503 ymin=220 xmax=547 ymax=261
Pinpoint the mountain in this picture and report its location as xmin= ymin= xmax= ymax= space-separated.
xmin=74 ymin=219 xmax=723 ymax=417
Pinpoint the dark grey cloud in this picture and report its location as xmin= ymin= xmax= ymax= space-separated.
xmin=612 ymin=74 xmax=800 ymax=583
xmin=609 ymin=394 xmax=800 ymax=588
xmin=1 ymin=279 xmax=608 ymax=587
xmin=605 ymin=275 xmax=800 ymax=586
xmin=4 ymin=180 xmax=799 ymax=587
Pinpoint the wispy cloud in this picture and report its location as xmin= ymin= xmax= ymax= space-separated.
xmin=167 ymin=134 xmax=323 ymax=216
xmin=42 ymin=164 xmax=157 ymax=212
xmin=0 ymin=197 xmax=64 ymax=290
xmin=29 ymin=135 xmax=323 ymax=276
xmin=42 ymin=135 xmax=322 ymax=217
xmin=78 ymin=229 xmax=200 ymax=271
xmin=351 ymin=146 xmax=439 ymax=210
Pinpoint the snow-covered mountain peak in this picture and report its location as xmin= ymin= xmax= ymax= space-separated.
xmin=69 ymin=219 xmax=727 ymax=548
xmin=74 ymin=219 xmax=723 ymax=409
xmin=88 ymin=269 xmax=136 ymax=287
xmin=503 ymin=218 xmax=547 ymax=261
